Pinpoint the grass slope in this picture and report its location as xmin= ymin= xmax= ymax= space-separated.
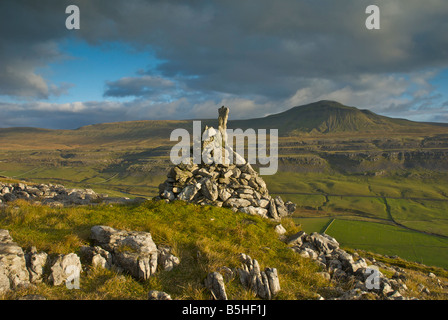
xmin=1 ymin=199 xmax=447 ymax=300
xmin=0 ymin=199 xmax=332 ymax=300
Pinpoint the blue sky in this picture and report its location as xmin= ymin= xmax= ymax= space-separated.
xmin=1 ymin=0 xmax=448 ymax=129
xmin=42 ymin=39 xmax=159 ymax=103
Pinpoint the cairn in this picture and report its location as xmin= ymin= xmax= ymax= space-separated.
xmin=158 ymin=107 xmax=296 ymax=220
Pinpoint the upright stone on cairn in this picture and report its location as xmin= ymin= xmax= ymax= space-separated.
xmin=218 ymin=106 xmax=229 ymax=148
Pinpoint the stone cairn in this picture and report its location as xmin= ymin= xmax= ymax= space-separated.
xmin=157 ymin=106 xmax=296 ymax=220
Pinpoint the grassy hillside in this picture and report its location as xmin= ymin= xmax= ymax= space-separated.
xmin=0 ymin=199 xmax=329 ymax=300
xmin=1 ymin=199 xmax=447 ymax=300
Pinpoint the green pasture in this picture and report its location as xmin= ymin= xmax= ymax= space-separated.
xmin=325 ymin=219 xmax=448 ymax=269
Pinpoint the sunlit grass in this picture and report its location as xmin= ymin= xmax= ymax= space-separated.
xmin=0 ymin=199 xmax=328 ymax=300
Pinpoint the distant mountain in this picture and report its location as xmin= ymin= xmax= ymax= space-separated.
xmin=1 ymin=101 xmax=447 ymax=150
xmin=229 ymin=100 xmax=441 ymax=135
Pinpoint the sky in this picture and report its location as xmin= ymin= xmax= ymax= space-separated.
xmin=1 ymin=0 xmax=448 ymax=129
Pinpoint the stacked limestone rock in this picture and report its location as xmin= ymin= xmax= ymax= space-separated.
xmin=158 ymin=161 xmax=295 ymax=220
xmin=158 ymin=106 xmax=296 ymax=219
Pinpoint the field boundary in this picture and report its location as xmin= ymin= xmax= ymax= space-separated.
xmin=322 ymin=218 xmax=335 ymax=234
xmin=276 ymin=191 xmax=448 ymax=202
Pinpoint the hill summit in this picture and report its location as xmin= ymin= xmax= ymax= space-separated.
xmin=230 ymin=100 xmax=429 ymax=135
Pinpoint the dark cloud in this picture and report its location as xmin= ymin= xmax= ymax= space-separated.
xmin=68 ymin=0 xmax=448 ymax=98
xmin=0 ymin=0 xmax=448 ymax=127
xmin=104 ymin=75 xmax=176 ymax=98
xmin=0 ymin=1 xmax=72 ymax=98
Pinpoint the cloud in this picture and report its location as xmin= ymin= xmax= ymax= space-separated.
xmin=0 ymin=1 xmax=73 ymax=99
xmin=0 ymin=0 xmax=448 ymax=127
xmin=104 ymin=75 xmax=176 ymax=98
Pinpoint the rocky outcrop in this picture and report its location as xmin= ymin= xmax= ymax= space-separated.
xmin=237 ymin=253 xmax=280 ymax=299
xmin=287 ymin=231 xmax=411 ymax=300
xmin=205 ymin=272 xmax=228 ymax=300
xmin=0 ymin=181 xmax=146 ymax=207
xmin=0 ymin=229 xmax=30 ymax=294
xmin=203 ymin=254 xmax=280 ymax=300
xmin=1 ymin=225 xmax=180 ymax=297
xmin=87 ymin=225 xmax=179 ymax=280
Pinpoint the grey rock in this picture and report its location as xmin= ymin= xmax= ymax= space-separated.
xmin=257 ymin=271 xmax=271 ymax=300
xmin=205 ymin=272 xmax=228 ymax=300
xmin=287 ymin=231 xmax=307 ymax=247
xmin=239 ymin=163 xmax=256 ymax=175
xmin=201 ymin=178 xmax=219 ymax=201
xmin=274 ymin=224 xmax=287 ymax=236
xmin=148 ymin=290 xmax=172 ymax=300
xmin=177 ymin=183 xmax=201 ymax=201
xmin=90 ymin=225 xmax=159 ymax=280
xmin=231 ymin=167 xmax=242 ymax=179
xmin=387 ymin=290 xmax=405 ymax=300
xmin=218 ymin=266 xmax=234 ymax=282
xmin=0 ymin=263 xmax=10 ymax=294
xmin=218 ymin=188 xmax=232 ymax=202
xmin=0 ymin=229 xmax=30 ymax=293
xmin=274 ymin=196 xmax=289 ymax=217
xmin=268 ymin=199 xmax=279 ymax=220
xmin=114 ymin=250 xmax=158 ymax=280
xmin=25 ymin=246 xmax=48 ymax=283
xmin=154 ymin=108 xmax=296 ymax=220
xmin=265 ymin=267 xmax=281 ymax=296
xmin=298 ymin=247 xmax=319 ymax=260
xmin=238 ymin=206 xmax=268 ymax=218
xmin=223 ymin=198 xmax=251 ymax=208
xmin=347 ymin=258 xmax=368 ymax=274
xmin=310 ymin=233 xmax=339 ymax=254
xmin=79 ymin=246 xmax=113 ymax=269
xmin=3 ymin=193 xmax=17 ymax=202
xmin=158 ymin=245 xmax=180 ymax=271
xmin=168 ymin=166 xmax=193 ymax=183
xmin=285 ymin=201 xmax=297 ymax=214
xmin=49 ymin=253 xmax=82 ymax=286
xmin=256 ymin=199 xmax=270 ymax=208
xmin=161 ymin=190 xmax=175 ymax=201
xmin=237 ymin=253 xmax=280 ymax=300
